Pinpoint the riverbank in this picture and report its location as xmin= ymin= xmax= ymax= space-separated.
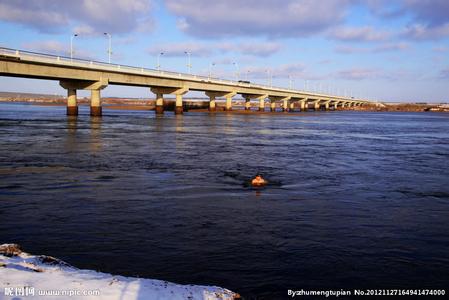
xmin=0 ymin=96 xmax=448 ymax=112
xmin=356 ymin=103 xmax=449 ymax=112
xmin=0 ymin=244 xmax=239 ymax=300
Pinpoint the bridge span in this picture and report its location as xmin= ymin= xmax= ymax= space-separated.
xmin=0 ymin=47 xmax=370 ymax=116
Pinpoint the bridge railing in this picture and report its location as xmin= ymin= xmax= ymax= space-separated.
xmin=0 ymin=47 xmax=360 ymax=101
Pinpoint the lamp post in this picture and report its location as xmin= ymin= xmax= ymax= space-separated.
xmin=156 ymin=52 xmax=164 ymax=70
xmin=266 ymin=70 xmax=272 ymax=87
xmin=233 ymin=62 xmax=240 ymax=81
xmin=103 ymin=33 xmax=112 ymax=63
xmin=246 ymin=70 xmax=250 ymax=81
xmin=70 ymin=33 xmax=78 ymax=61
xmin=208 ymin=62 xmax=216 ymax=80
xmin=288 ymin=75 xmax=293 ymax=89
xmin=184 ymin=51 xmax=192 ymax=74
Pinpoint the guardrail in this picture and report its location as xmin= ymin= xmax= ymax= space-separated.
xmin=0 ymin=47 xmax=357 ymax=101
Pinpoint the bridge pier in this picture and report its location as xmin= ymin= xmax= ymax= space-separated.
xmin=289 ymin=101 xmax=295 ymax=111
xmin=175 ymin=94 xmax=183 ymax=114
xmin=151 ymin=87 xmax=188 ymax=115
xmin=66 ymin=88 xmax=78 ymax=116
xmin=258 ymin=96 xmax=266 ymax=112
xmin=60 ymin=79 xmax=108 ymax=117
xmin=90 ymin=89 xmax=102 ymax=116
xmin=225 ymin=94 xmax=233 ymax=111
xmin=270 ymin=100 xmax=276 ymax=112
xmin=208 ymin=94 xmax=216 ymax=111
xmin=314 ymin=100 xmax=321 ymax=111
xmin=325 ymin=101 xmax=330 ymax=111
xmin=300 ymin=100 xmax=307 ymax=112
xmin=267 ymin=96 xmax=289 ymax=112
xmin=154 ymin=93 xmax=164 ymax=114
xmin=283 ymin=99 xmax=289 ymax=112
xmin=245 ymin=96 xmax=251 ymax=110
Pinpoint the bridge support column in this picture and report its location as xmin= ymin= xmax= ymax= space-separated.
xmin=325 ymin=102 xmax=330 ymax=111
xmin=155 ymin=93 xmax=164 ymax=114
xmin=151 ymin=87 xmax=189 ymax=115
xmin=225 ymin=95 xmax=233 ymax=111
xmin=205 ymin=91 xmax=236 ymax=111
xmin=270 ymin=100 xmax=276 ymax=112
xmin=208 ymin=94 xmax=216 ymax=111
xmin=334 ymin=102 xmax=338 ymax=110
xmin=300 ymin=100 xmax=307 ymax=112
xmin=258 ymin=96 xmax=265 ymax=112
xmin=60 ymin=79 xmax=108 ymax=117
xmin=175 ymin=94 xmax=184 ymax=114
xmin=314 ymin=100 xmax=320 ymax=111
xmin=283 ymin=99 xmax=289 ymax=112
xmin=66 ymin=88 xmax=78 ymax=116
xmin=90 ymin=89 xmax=102 ymax=117
xmin=245 ymin=96 xmax=251 ymax=110
xmin=289 ymin=101 xmax=295 ymax=111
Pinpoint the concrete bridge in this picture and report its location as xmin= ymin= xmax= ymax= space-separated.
xmin=0 ymin=47 xmax=370 ymax=116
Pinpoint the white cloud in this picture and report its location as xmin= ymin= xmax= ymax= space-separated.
xmin=401 ymin=23 xmax=449 ymax=40
xmin=328 ymin=26 xmax=391 ymax=42
xmin=165 ymin=0 xmax=352 ymax=38
xmin=337 ymin=68 xmax=381 ymax=80
xmin=0 ymin=0 xmax=154 ymax=34
xmin=73 ymin=24 xmax=96 ymax=36
xmin=21 ymin=40 xmax=95 ymax=60
xmin=440 ymin=67 xmax=449 ymax=78
xmin=402 ymin=0 xmax=449 ymax=26
xmin=0 ymin=1 xmax=68 ymax=32
xmin=216 ymin=42 xmax=281 ymax=57
xmin=148 ymin=42 xmax=213 ymax=57
xmin=147 ymin=41 xmax=282 ymax=57
xmin=335 ymin=42 xmax=410 ymax=54
xmin=433 ymin=46 xmax=449 ymax=53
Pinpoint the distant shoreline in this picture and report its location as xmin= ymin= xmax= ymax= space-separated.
xmin=0 ymin=97 xmax=448 ymax=113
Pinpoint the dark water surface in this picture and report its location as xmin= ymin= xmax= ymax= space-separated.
xmin=1 ymin=103 xmax=449 ymax=299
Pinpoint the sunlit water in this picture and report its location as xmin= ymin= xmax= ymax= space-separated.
xmin=1 ymin=103 xmax=449 ymax=299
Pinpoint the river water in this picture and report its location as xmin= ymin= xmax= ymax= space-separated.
xmin=1 ymin=103 xmax=448 ymax=299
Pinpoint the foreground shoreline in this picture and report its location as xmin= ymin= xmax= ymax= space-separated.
xmin=0 ymin=244 xmax=240 ymax=300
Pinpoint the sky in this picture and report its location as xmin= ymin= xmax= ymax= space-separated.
xmin=0 ymin=0 xmax=448 ymax=102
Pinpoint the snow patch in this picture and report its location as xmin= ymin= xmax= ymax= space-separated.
xmin=0 ymin=244 xmax=239 ymax=300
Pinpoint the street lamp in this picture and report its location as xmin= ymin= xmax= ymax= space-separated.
xmin=266 ymin=69 xmax=272 ymax=87
xmin=245 ymin=70 xmax=251 ymax=81
xmin=304 ymin=80 xmax=308 ymax=91
xmin=184 ymin=51 xmax=192 ymax=74
xmin=288 ymin=75 xmax=293 ymax=89
xmin=156 ymin=52 xmax=164 ymax=70
xmin=70 ymin=33 xmax=78 ymax=61
xmin=233 ymin=62 xmax=240 ymax=81
xmin=103 ymin=33 xmax=112 ymax=63
xmin=208 ymin=62 xmax=216 ymax=80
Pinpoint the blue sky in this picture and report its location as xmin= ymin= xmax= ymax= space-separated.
xmin=0 ymin=0 xmax=448 ymax=102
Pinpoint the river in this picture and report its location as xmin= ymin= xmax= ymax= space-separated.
xmin=1 ymin=103 xmax=448 ymax=299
